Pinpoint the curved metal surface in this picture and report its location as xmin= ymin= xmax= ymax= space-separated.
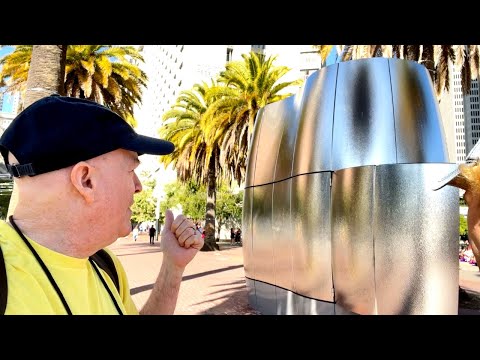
xmin=272 ymin=179 xmax=294 ymax=291
xmin=292 ymin=64 xmax=338 ymax=175
xmin=274 ymin=95 xmax=302 ymax=182
xmin=244 ymin=108 xmax=265 ymax=188
xmin=243 ymin=57 xmax=457 ymax=315
xmin=332 ymin=58 xmax=397 ymax=170
xmin=389 ymin=58 xmax=448 ymax=163
xmin=373 ymin=163 xmax=459 ymax=315
xmin=291 ymin=172 xmax=333 ymax=301
xmin=331 ymin=166 xmax=376 ymax=315
xmin=252 ymin=100 xmax=288 ymax=186
xmin=251 ymin=184 xmax=275 ymax=285
xmin=242 ymin=187 xmax=254 ymax=279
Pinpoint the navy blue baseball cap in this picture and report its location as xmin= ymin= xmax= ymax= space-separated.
xmin=433 ymin=140 xmax=480 ymax=191
xmin=0 ymin=95 xmax=174 ymax=178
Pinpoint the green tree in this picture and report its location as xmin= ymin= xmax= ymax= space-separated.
xmin=159 ymin=181 xmax=206 ymax=222
xmin=460 ymin=215 xmax=468 ymax=239
xmin=130 ymin=177 xmax=156 ymax=225
xmin=215 ymin=185 xmax=243 ymax=240
xmin=158 ymin=180 xmax=243 ymax=240
xmin=0 ymin=45 xmax=146 ymax=126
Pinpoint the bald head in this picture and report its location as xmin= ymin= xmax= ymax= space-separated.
xmin=9 ymin=151 xmax=74 ymax=204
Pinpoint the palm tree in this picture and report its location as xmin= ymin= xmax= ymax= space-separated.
xmin=0 ymin=45 xmax=35 ymax=100
xmin=160 ymin=81 xmax=223 ymax=251
xmin=64 ymin=45 xmax=146 ymax=125
xmin=0 ymin=45 xmax=146 ymax=126
xmin=6 ymin=45 xmax=68 ymax=217
xmin=204 ymin=51 xmax=303 ymax=186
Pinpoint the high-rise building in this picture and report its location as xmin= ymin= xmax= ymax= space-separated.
xmin=134 ymin=45 xmax=255 ymax=137
xmin=462 ymin=77 xmax=480 ymax=157
xmin=263 ymin=45 xmax=323 ymax=84
xmin=438 ymin=68 xmax=480 ymax=164
xmin=0 ymin=91 xmax=20 ymax=115
xmin=0 ymin=91 xmax=20 ymax=139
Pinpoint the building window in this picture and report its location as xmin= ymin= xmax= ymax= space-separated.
xmin=226 ymin=46 xmax=233 ymax=62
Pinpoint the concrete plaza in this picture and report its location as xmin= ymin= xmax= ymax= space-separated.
xmin=108 ymin=233 xmax=480 ymax=315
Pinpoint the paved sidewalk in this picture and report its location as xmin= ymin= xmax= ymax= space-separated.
xmin=107 ymin=234 xmax=259 ymax=315
xmin=108 ymin=233 xmax=480 ymax=315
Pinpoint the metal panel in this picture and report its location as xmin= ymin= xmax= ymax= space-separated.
xmin=332 ymin=58 xmax=396 ymax=170
xmin=274 ymin=95 xmax=301 ymax=182
xmin=374 ymin=163 xmax=459 ymax=315
xmin=331 ymin=166 xmax=376 ymax=315
xmin=254 ymin=280 xmax=276 ymax=315
xmin=389 ymin=58 xmax=449 ymax=163
xmin=253 ymin=101 xmax=288 ymax=186
xmin=272 ymin=179 xmax=293 ymax=290
xmin=242 ymin=187 xmax=254 ymax=279
xmin=291 ymin=173 xmax=333 ymax=301
xmin=245 ymin=277 xmax=256 ymax=310
xmin=292 ymin=65 xmax=338 ymax=175
xmin=243 ymin=57 xmax=459 ymax=316
xmin=252 ymin=184 xmax=275 ymax=284
xmin=244 ymin=108 xmax=265 ymax=188
xmin=275 ymin=287 xmax=296 ymax=315
xmin=295 ymin=295 xmax=335 ymax=315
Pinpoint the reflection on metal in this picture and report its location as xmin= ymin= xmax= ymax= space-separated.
xmin=243 ymin=58 xmax=459 ymax=315
xmin=251 ymin=184 xmax=275 ymax=285
xmin=331 ymin=167 xmax=376 ymax=315
xmin=272 ymin=180 xmax=294 ymax=291
xmin=373 ymin=164 xmax=458 ymax=315
xmin=291 ymin=173 xmax=333 ymax=301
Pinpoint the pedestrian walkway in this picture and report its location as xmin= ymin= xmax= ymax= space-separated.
xmin=108 ymin=232 xmax=480 ymax=315
xmin=108 ymin=233 xmax=259 ymax=315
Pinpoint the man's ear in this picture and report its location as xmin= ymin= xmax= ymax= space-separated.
xmin=70 ymin=161 xmax=96 ymax=203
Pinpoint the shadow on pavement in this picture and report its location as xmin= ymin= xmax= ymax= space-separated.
xmin=130 ymin=264 xmax=244 ymax=295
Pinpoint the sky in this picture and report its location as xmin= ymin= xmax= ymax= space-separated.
xmin=326 ymin=46 xmax=338 ymax=65
xmin=0 ymin=45 xmax=339 ymax=114
xmin=0 ymin=46 xmax=14 ymax=113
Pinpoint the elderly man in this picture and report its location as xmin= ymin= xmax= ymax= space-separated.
xmin=0 ymin=95 xmax=204 ymax=314
xmin=434 ymin=140 xmax=480 ymax=267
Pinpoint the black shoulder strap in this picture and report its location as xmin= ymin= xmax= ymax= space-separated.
xmin=0 ymin=244 xmax=7 ymax=315
xmin=89 ymin=249 xmax=120 ymax=293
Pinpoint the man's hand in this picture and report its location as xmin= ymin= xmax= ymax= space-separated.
xmin=159 ymin=209 xmax=204 ymax=269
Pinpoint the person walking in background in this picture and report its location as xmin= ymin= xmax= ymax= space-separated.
xmin=132 ymin=226 xmax=139 ymax=242
xmin=0 ymin=95 xmax=204 ymax=314
xmin=235 ymin=228 xmax=242 ymax=244
xmin=230 ymin=228 xmax=235 ymax=245
xmin=149 ymin=225 xmax=156 ymax=245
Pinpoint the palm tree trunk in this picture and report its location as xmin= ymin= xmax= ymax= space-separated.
xmin=201 ymin=153 xmax=218 ymax=251
xmin=7 ymin=45 xmax=67 ymax=218
xmin=24 ymin=45 xmax=67 ymax=107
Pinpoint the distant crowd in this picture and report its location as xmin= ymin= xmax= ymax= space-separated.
xmin=460 ymin=240 xmax=478 ymax=266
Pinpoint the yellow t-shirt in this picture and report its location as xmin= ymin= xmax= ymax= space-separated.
xmin=0 ymin=220 xmax=139 ymax=315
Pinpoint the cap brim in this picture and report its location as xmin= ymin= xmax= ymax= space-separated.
xmin=122 ymin=134 xmax=174 ymax=156
xmin=433 ymin=141 xmax=480 ymax=191
xmin=432 ymin=167 xmax=461 ymax=191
